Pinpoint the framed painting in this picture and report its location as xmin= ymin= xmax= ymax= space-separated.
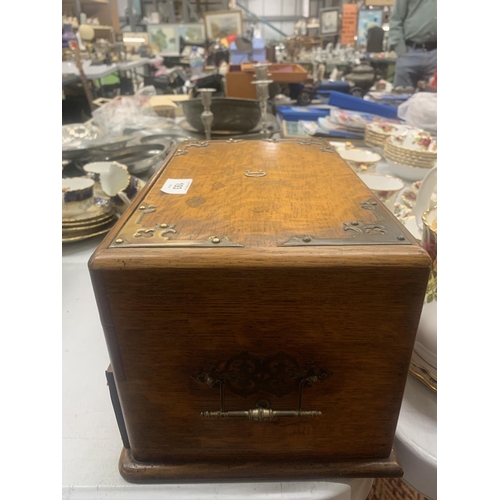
xmin=147 ymin=24 xmax=180 ymax=55
xmin=177 ymin=23 xmax=206 ymax=44
xmin=203 ymin=9 xmax=243 ymax=40
xmin=319 ymin=7 xmax=340 ymax=36
xmin=356 ymin=9 xmax=383 ymax=48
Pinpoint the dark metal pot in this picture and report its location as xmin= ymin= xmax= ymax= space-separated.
xmin=181 ymin=98 xmax=261 ymax=133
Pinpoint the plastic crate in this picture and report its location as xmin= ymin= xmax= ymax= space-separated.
xmin=277 ymin=106 xmax=332 ymax=122
xmin=317 ymin=81 xmax=351 ymax=93
xmin=327 ymin=91 xmax=399 ymax=120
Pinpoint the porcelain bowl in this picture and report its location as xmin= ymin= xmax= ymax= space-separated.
xmin=338 ymin=148 xmax=382 ymax=173
xmin=386 ymin=159 xmax=434 ymax=182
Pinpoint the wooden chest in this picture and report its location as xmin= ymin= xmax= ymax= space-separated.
xmin=89 ymin=138 xmax=431 ymax=482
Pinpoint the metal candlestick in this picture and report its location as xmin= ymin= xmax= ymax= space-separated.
xmin=197 ymin=88 xmax=216 ymax=140
xmin=253 ymin=62 xmax=271 ymax=81
xmin=251 ymin=79 xmax=273 ymax=134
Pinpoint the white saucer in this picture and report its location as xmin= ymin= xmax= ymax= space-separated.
xmin=402 ymin=216 xmax=421 ymax=241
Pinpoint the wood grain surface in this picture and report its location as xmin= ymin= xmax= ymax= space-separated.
xmin=89 ymin=139 xmax=431 ymax=479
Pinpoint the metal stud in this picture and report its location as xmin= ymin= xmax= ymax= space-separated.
xmin=115 ymin=239 xmax=123 ymax=244
xmin=303 ymin=236 xmax=311 ymax=243
xmin=212 ymin=237 xmax=220 ymax=244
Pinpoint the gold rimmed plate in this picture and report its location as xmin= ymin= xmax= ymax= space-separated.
xmin=62 ymin=215 xmax=118 ymax=232
xmin=62 ymin=197 xmax=113 ymax=223
xmin=62 ymin=218 xmax=117 ymax=243
xmin=409 ymin=360 xmax=437 ymax=393
xmin=401 ymin=189 xmax=418 ymax=208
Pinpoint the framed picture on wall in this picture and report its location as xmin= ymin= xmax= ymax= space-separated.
xmin=203 ymin=9 xmax=243 ymax=40
xmin=177 ymin=23 xmax=206 ymax=44
xmin=147 ymin=24 xmax=180 ymax=55
xmin=319 ymin=8 xmax=340 ymax=36
xmin=356 ymin=9 xmax=383 ymax=48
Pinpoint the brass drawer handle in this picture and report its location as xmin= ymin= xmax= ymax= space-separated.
xmin=201 ymin=407 xmax=322 ymax=421
xmin=194 ymin=352 xmax=330 ymax=422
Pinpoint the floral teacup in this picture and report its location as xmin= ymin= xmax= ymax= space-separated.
xmin=83 ymin=161 xmax=130 ymax=198
xmin=62 ymin=177 xmax=95 ymax=218
xmin=338 ymin=146 xmax=382 ymax=173
xmin=358 ymin=173 xmax=405 ymax=209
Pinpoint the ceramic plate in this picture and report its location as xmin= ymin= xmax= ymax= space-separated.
xmin=62 ymin=218 xmax=117 ymax=243
xmin=61 ymin=196 xmax=113 ymax=223
xmin=62 ymin=123 xmax=103 ymax=147
xmin=62 ymin=214 xmax=117 ymax=231
xmin=401 ymin=180 xmax=423 ymax=207
xmin=409 ymin=358 xmax=437 ymax=393
xmin=401 ymin=189 xmax=418 ymax=208
xmin=401 ymin=216 xmax=421 ymax=241
xmin=387 ymin=133 xmax=437 ymax=154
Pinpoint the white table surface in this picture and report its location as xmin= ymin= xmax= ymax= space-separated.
xmin=62 ymin=240 xmax=372 ymax=500
xmin=62 ymin=58 xmax=153 ymax=80
xmin=62 ymin=153 xmax=436 ymax=500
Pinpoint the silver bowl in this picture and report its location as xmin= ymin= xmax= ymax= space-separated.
xmin=86 ymin=144 xmax=168 ymax=175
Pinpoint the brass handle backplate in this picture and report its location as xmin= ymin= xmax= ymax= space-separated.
xmin=194 ymin=351 xmax=329 ymax=422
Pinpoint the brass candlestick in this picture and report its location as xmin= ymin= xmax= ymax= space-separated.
xmin=197 ymin=88 xmax=216 ymax=140
xmin=251 ymin=79 xmax=273 ymax=134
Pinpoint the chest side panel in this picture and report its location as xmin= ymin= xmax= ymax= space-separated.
xmin=100 ymin=262 xmax=429 ymax=462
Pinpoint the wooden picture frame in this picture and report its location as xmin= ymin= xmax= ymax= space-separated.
xmin=319 ymin=7 xmax=340 ymax=36
xmin=177 ymin=23 xmax=206 ymax=44
xmin=147 ymin=24 xmax=180 ymax=55
xmin=365 ymin=0 xmax=394 ymax=6
xmin=203 ymin=9 xmax=243 ymax=40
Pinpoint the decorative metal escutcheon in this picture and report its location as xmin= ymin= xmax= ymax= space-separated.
xmin=194 ymin=351 xmax=329 ymax=421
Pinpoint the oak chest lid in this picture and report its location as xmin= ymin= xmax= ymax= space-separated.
xmin=104 ymin=139 xmax=415 ymax=251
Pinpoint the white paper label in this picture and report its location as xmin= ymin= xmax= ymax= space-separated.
xmin=161 ymin=178 xmax=193 ymax=194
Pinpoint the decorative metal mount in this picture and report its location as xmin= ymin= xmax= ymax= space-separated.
xmin=109 ymin=202 xmax=243 ymax=248
xmin=280 ymin=198 xmax=411 ymax=247
xmin=245 ymin=170 xmax=266 ymax=177
xmin=175 ymin=140 xmax=209 ymax=156
xmin=194 ymin=351 xmax=329 ymax=421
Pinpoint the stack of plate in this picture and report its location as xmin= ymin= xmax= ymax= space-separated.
xmin=385 ymin=136 xmax=437 ymax=168
xmin=384 ymin=132 xmax=437 ymax=181
xmin=62 ymin=197 xmax=118 ymax=243
xmin=364 ymin=122 xmax=409 ymax=150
